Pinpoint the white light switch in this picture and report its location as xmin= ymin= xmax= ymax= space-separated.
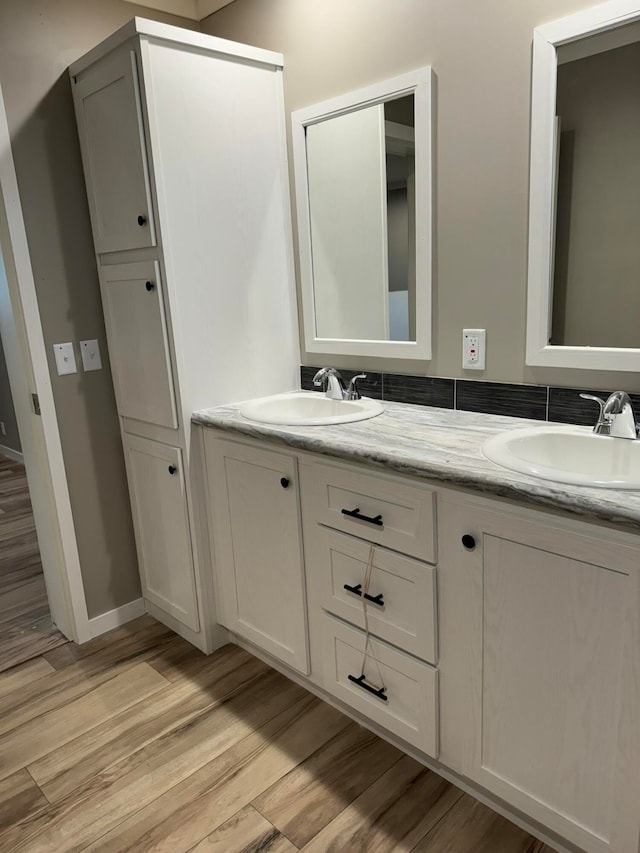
xmin=462 ymin=329 xmax=486 ymax=370
xmin=80 ymin=339 xmax=102 ymax=372
xmin=53 ymin=342 xmax=77 ymax=376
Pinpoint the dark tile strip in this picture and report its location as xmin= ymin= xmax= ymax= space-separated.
xmin=456 ymin=380 xmax=548 ymax=421
xmin=383 ymin=374 xmax=454 ymax=408
xmin=300 ymin=366 xmax=640 ymax=423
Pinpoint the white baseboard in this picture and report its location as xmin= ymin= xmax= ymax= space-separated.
xmin=88 ymin=597 xmax=147 ymax=639
xmin=0 ymin=444 xmax=24 ymax=464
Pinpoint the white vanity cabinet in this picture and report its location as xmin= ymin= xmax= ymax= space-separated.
xmin=438 ymin=493 xmax=640 ymax=853
xmin=199 ymin=427 xmax=640 ymax=853
xmin=203 ymin=436 xmax=308 ymax=674
xmin=70 ymin=20 xmax=299 ymax=650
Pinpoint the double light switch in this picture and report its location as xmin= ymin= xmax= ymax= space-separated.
xmin=53 ymin=340 xmax=102 ymax=376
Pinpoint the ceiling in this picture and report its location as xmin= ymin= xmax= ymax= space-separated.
xmin=123 ymin=0 xmax=236 ymax=22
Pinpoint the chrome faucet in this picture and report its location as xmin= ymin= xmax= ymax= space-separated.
xmin=580 ymin=391 xmax=640 ymax=439
xmin=312 ymin=368 xmax=367 ymax=401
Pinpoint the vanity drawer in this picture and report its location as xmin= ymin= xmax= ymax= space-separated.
xmin=322 ymin=614 xmax=438 ymax=757
xmin=316 ymin=528 xmax=437 ymax=664
xmin=300 ymin=461 xmax=436 ymax=562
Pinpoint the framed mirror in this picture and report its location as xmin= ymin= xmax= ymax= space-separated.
xmin=292 ymin=67 xmax=433 ymax=359
xmin=526 ymin=0 xmax=640 ymax=371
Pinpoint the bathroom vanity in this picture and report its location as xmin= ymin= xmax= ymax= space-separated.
xmin=194 ymin=401 xmax=640 ymax=853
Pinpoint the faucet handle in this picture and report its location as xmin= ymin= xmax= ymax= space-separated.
xmin=580 ymin=394 xmax=608 ymax=434
xmin=346 ymin=373 xmax=367 ymax=401
xmin=580 ymin=393 xmax=606 ymax=415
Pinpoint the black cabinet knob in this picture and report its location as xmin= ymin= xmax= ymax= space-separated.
xmin=168 ymin=465 xmax=177 ymax=475
xmin=280 ymin=477 xmax=289 ymax=488
xmin=137 ymin=214 xmax=147 ymax=227
xmin=462 ymin=534 xmax=476 ymax=551
xmin=145 ymin=281 xmax=155 ymax=292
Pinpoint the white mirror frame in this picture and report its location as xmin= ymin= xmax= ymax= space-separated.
xmin=527 ymin=0 xmax=640 ymax=371
xmin=292 ymin=67 xmax=433 ymax=360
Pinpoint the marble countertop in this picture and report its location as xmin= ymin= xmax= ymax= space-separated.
xmin=193 ymin=398 xmax=640 ymax=531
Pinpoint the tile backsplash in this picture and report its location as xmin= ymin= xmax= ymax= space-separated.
xmin=300 ymin=367 xmax=640 ymax=425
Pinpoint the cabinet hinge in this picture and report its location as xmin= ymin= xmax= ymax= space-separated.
xmin=32 ymin=393 xmax=41 ymax=416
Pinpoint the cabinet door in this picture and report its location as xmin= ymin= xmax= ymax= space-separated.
xmin=72 ymin=48 xmax=156 ymax=253
xmin=123 ymin=435 xmax=199 ymax=631
xmin=439 ymin=496 xmax=640 ymax=853
xmin=101 ymin=261 xmax=178 ymax=428
xmin=205 ymin=437 xmax=309 ymax=674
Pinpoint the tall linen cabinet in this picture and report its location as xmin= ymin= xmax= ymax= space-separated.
xmin=70 ymin=19 xmax=299 ymax=650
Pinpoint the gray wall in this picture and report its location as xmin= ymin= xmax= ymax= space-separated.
xmin=202 ymin=0 xmax=640 ymax=393
xmin=0 ymin=247 xmax=21 ymax=455
xmin=0 ymin=1 xmax=196 ymax=618
xmin=0 ymin=338 xmax=21 ymax=455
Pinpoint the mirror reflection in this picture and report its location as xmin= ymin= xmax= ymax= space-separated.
xmin=551 ymin=37 xmax=640 ymax=348
xmin=305 ymin=95 xmax=415 ymax=342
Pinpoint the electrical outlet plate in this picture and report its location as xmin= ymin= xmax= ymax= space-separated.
xmin=80 ymin=339 xmax=102 ymax=372
xmin=463 ymin=329 xmax=486 ymax=370
xmin=53 ymin=342 xmax=77 ymax=376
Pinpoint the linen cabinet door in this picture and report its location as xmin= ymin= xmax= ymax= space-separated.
xmin=438 ymin=495 xmax=640 ymax=853
xmin=100 ymin=261 xmax=178 ymax=429
xmin=204 ymin=437 xmax=309 ymax=674
xmin=72 ymin=47 xmax=156 ymax=253
xmin=123 ymin=434 xmax=199 ymax=632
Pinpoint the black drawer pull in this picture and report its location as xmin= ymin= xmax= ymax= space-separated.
xmin=341 ymin=507 xmax=383 ymax=527
xmin=145 ymin=280 xmax=155 ymax=292
xmin=280 ymin=477 xmax=289 ymax=489
xmin=137 ymin=214 xmax=147 ymax=226
xmin=343 ymin=583 xmax=384 ymax=607
xmin=348 ymin=673 xmax=388 ymax=702
xmin=168 ymin=465 xmax=177 ymax=475
xmin=462 ymin=534 xmax=476 ymax=550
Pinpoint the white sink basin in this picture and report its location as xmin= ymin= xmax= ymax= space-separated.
xmin=483 ymin=425 xmax=640 ymax=488
xmin=239 ymin=391 xmax=384 ymax=426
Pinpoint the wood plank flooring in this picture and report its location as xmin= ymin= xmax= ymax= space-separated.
xmin=0 ymin=615 xmax=558 ymax=852
xmin=0 ymin=454 xmax=67 ymax=671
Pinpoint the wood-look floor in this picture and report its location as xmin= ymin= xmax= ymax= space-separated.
xmin=0 ymin=615 xmax=557 ymax=852
xmin=0 ymin=455 xmax=67 ymax=672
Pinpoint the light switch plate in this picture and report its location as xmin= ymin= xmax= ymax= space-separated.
xmin=53 ymin=342 xmax=77 ymax=376
xmin=80 ymin=339 xmax=102 ymax=372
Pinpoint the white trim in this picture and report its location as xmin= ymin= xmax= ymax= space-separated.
xmin=0 ymin=444 xmax=24 ymax=464
xmin=292 ymin=67 xmax=433 ymax=361
xmin=69 ymin=17 xmax=282 ymax=79
xmin=88 ymin=597 xmax=147 ymax=639
xmin=0 ymin=83 xmax=91 ymax=643
xmin=526 ymin=1 xmax=640 ymax=372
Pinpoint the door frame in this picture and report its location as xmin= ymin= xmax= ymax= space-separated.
xmin=0 ymin=82 xmax=90 ymax=643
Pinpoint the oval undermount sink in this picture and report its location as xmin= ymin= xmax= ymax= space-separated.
xmin=483 ymin=425 xmax=640 ymax=489
xmin=239 ymin=391 xmax=384 ymax=426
